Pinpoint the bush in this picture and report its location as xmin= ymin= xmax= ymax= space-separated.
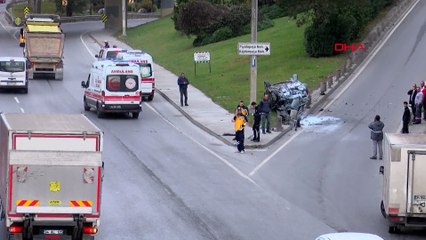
xmin=138 ymin=0 xmax=154 ymax=12
xmin=222 ymin=5 xmax=251 ymax=35
xmin=304 ymin=22 xmax=336 ymax=57
xmin=260 ymin=4 xmax=287 ymax=19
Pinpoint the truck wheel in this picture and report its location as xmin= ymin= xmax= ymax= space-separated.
xmin=132 ymin=112 xmax=139 ymax=119
xmin=84 ymin=98 xmax=90 ymax=111
xmin=380 ymin=201 xmax=386 ymax=218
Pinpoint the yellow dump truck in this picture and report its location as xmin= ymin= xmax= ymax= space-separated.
xmin=20 ymin=14 xmax=64 ymax=80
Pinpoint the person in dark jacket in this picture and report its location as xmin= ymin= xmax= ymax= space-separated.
xmin=368 ymin=115 xmax=385 ymax=160
xmin=177 ymin=72 xmax=189 ymax=106
xmin=402 ymin=101 xmax=411 ymax=134
xmin=259 ymin=94 xmax=271 ymax=134
xmin=250 ymin=102 xmax=261 ymax=142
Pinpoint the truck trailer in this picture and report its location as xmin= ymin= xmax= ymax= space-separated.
xmin=0 ymin=113 xmax=103 ymax=240
xmin=380 ymin=133 xmax=426 ymax=233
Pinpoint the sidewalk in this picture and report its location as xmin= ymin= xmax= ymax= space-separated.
xmin=89 ymin=29 xmax=296 ymax=148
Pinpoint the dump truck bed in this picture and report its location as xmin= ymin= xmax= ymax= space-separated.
xmin=25 ymin=32 xmax=64 ymax=61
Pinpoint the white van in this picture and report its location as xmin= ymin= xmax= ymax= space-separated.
xmin=81 ymin=60 xmax=142 ymax=119
xmin=96 ymin=47 xmax=126 ymax=61
xmin=0 ymin=57 xmax=28 ymax=93
xmin=116 ymin=50 xmax=155 ymax=101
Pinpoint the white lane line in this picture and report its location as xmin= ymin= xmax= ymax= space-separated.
xmin=249 ymin=0 xmax=419 ymax=176
xmin=144 ymin=103 xmax=258 ymax=185
xmin=14 ymin=97 xmax=20 ymax=104
xmin=80 ymin=32 xmax=97 ymax=60
xmin=249 ymin=130 xmax=304 ymax=176
xmin=20 ymin=108 xmax=25 ymax=113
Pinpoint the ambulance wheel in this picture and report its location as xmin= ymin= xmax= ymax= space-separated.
xmin=388 ymin=226 xmax=400 ymax=234
xmin=132 ymin=112 xmax=139 ymax=119
xmin=147 ymin=94 xmax=154 ymax=101
xmin=380 ymin=201 xmax=386 ymax=218
xmin=96 ymin=104 xmax=103 ymax=118
xmin=84 ymin=98 xmax=90 ymax=111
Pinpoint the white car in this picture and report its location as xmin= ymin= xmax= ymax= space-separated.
xmin=315 ymin=232 xmax=384 ymax=240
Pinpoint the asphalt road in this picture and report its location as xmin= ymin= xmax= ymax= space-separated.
xmin=1 ymin=1 xmax=426 ymax=239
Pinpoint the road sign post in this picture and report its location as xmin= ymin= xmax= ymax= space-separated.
xmin=238 ymin=42 xmax=271 ymax=103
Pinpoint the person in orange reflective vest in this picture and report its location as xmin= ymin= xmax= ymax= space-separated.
xmin=233 ymin=109 xmax=246 ymax=153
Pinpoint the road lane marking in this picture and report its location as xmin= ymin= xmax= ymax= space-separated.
xmin=80 ymin=32 xmax=97 ymax=60
xmin=250 ymin=0 xmax=420 ymax=176
xmin=144 ymin=102 xmax=258 ymax=185
xmin=14 ymin=97 xmax=20 ymax=104
xmin=249 ymin=130 xmax=304 ymax=176
xmin=20 ymin=108 xmax=24 ymax=113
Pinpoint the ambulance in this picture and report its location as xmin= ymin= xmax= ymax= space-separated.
xmin=117 ymin=50 xmax=155 ymax=101
xmin=0 ymin=57 xmax=28 ymax=93
xmin=81 ymin=60 xmax=142 ymax=119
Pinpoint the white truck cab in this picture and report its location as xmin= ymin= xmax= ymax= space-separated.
xmin=81 ymin=60 xmax=142 ymax=119
xmin=116 ymin=50 xmax=155 ymax=101
xmin=0 ymin=57 xmax=28 ymax=93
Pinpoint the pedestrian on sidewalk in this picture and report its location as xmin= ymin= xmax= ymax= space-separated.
xmin=250 ymin=101 xmax=261 ymax=142
xmin=233 ymin=109 xmax=246 ymax=153
xmin=407 ymin=84 xmax=417 ymax=115
xmin=259 ymin=93 xmax=271 ymax=134
xmin=368 ymin=115 xmax=384 ymax=160
xmin=104 ymin=40 xmax=110 ymax=48
xmin=177 ymin=72 xmax=189 ymax=107
xmin=414 ymin=87 xmax=423 ymax=124
xmin=235 ymin=100 xmax=249 ymax=122
xmin=402 ymin=101 xmax=411 ymax=134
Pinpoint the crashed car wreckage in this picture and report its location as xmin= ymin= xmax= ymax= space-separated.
xmin=264 ymin=74 xmax=310 ymax=125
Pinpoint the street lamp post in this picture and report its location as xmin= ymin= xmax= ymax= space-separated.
xmin=250 ymin=0 xmax=258 ymax=104
xmin=122 ymin=0 xmax=127 ymax=36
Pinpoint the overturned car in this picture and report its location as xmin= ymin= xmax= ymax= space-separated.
xmin=264 ymin=74 xmax=309 ymax=125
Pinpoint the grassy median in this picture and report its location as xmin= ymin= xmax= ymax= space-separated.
xmin=123 ymin=16 xmax=346 ymax=112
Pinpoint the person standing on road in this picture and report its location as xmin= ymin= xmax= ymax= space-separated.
xmin=250 ymin=101 xmax=261 ymax=142
xmin=407 ymin=84 xmax=417 ymax=115
xmin=259 ymin=93 xmax=271 ymax=134
xmin=233 ymin=110 xmax=246 ymax=153
xmin=422 ymin=81 xmax=426 ymax=120
xmin=402 ymin=101 xmax=411 ymax=134
xmin=177 ymin=73 xmax=189 ymax=107
xmin=414 ymin=87 xmax=423 ymax=124
xmin=368 ymin=115 xmax=384 ymax=160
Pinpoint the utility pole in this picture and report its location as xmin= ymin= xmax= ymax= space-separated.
xmin=250 ymin=0 xmax=258 ymax=104
xmin=122 ymin=0 xmax=127 ymax=36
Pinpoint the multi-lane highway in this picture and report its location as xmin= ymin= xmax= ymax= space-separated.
xmin=1 ymin=0 xmax=426 ymax=239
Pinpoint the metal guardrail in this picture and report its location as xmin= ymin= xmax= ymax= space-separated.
xmin=4 ymin=3 xmax=160 ymax=26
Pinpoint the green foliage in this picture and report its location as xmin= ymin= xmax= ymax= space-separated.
xmin=124 ymin=16 xmax=345 ymax=112
xmin=284 ymin=0 xmax=395 ymax=57
xmin=260 ymin=4 xmax=287 ymax=19
xmin=222 ymin=4 xmax=251 ymax=35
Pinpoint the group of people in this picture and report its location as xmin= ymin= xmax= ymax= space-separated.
xmin=232 ymin=93 xmax=274 ymax=153
xmin=368 ymin=80 xmax=426 ymax=160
